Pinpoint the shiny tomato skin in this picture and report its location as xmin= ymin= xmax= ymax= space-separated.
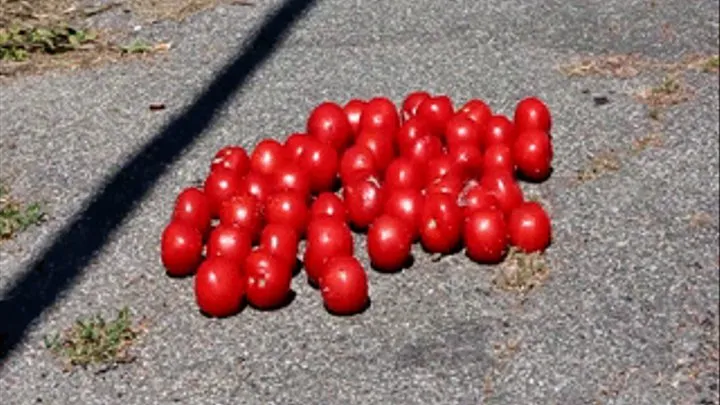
xmin=425 ymin=173 xmax=465 ymax=201
xmin=284 ymin=133 xmax=311 ymax=163
xmin=425 ymin=154 xmax=458 ymax=185
xmin=204 ymin=167 xmax=242 ymax=217
xmin=339 ymin=145 xmax=378 ymax=186
xmin=483 ymin=115 xmax=516 ymax=149
xmin=343 ymin=99 xmax=366 ymax=137
xmin=211 ymin=146 xmax=250 ymax=179
xmin=383 ymin=157 xmax=425 ymax=190
xmin=459 ymin=185 xmax=500 ymax=218
xmin=483 ymin=144 xmax=515 ymax=175
xmin=367 ymin=215 xmax=413 ymax=272
xmin=383 ymin=188 xmax=425 ymax=241
xmin=445 ymin=114 xmax=483 ymax=151
xmin=238 ymin=171 xmax=272 ymax=207
xmin=218 ymin=194 xmax=263 ymax=241
xmin=320 ymin=256 xmax=369 ymax=315
xmin=458 ymin=99 xmax=493 ymax=130
xmin=250 ymin=139 xmax=288 ymax=178
xmin=194 ymin=257 xmax=246 ymax=318
xmin=304 ymin=217 xmax=354 ymax=284
xmin=513 ymin=129 xmax=553 ymax=182
xmin=403 ymin=135 xmax=444 ymax=166
xmin=355 ymin=130 xmax=396 ymax=175
xmin=272 ymin=163 xmax=311 ymax=200
xmin=359 ymin=97 xmax=400 ymax=137
xmin=401 ymin=91 xmax=431 ymax=121
xmin=309 ymin=192 xmax=347 ymax=222
xmin=172 ymin=187 xmax=212 ymax=237
xmin=416 ymin=95 xmax=454 ymax=137
xmin=342 ymin=177 xmax=385 ymax=231
xmin=507 ymin=201 xmax=552 ymax=253
xmin=244 ymin=249 xmax=292 ymax=309
xmin=264 ymin=190 xmax=309 ymax=237
xmin=514 ymin=97 xmax=552 ymax=133
xmin=464 ymin=209 xmax=508 ymax=264
xmin=397 ymin=116 xmax=434 ymax=155
xmin=419 ymin=193 xmax=463 ymax=254
xmin=307 ymin=102 xmax=353 ymax=151
xmin=206 ymin=224 xmax=253 ymax=267
xmin=161 ymin=220 xmax=204 ymax=277
xmin=449 ymin=144 xmax=483 ymax=180
xmin=298 ymin=137 xmax=340 ymax=194
xmin=259 ymin=223 xmax=299 ymax=273
xmin=480 ymin=170 xmax=524 ymax=216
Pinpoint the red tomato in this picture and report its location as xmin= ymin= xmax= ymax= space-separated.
xmin=171 ymin=187 xmax=212 ymax=237
xmin=458 ymin=185 xmax=500 ymax=218
xmin=272 ymin=163 xmax=311 ymax=199
xmin=367 ymin=215 xmax=413 ymax=272
xmin=480 ymin=170 xmax=524 ymax=216
xmin=359 ymin=97 xmax=400 ymax=137
xmin=401 ymin=91 xmax=431 ymax=121
xmin=250 ymin=139 xmax=288 ymax=177
xmin=397 ymin=116 xmax=433 ymax=155
xmin=513 ymin=129 xmax=553 ymax=181
xmin=507 ymin=201 xmax=552 ymax=253
xmin=320 ymin=256 xmax=369 ymax=315
xmin=449 ymin=144 xmax=483 ymax=180
xmin=342 ymin=177 xmax=385 ymax=231
xmin=218 ymin=194 xmax=263 ymax=240
xmin=383 ymin=188 xmax=425 ymax=241
xmin=307 ymin=102 xmax=353 ymax=151
xmin=206 ymin=224 xmax=253 ymax=266
xmin=309 ymin=192 xmax=347 ymax=222
xmin=483 ymin=115 xmax=516 ymax=148
xmin=264 ymin=190 xmax=309 ymax=237
xmin=339 ymin=145 xmax=377 ymax=185
xmin=445 ymin=114 xmax=482 ymax=150
xmin=458 ymin=99 xmax=492 ymax=130
xmin=425 ymin=154 xmax=458 ymax=185
xmin=416 ymin=95 xmax=454 ymax=136
xmin=343 ymin=99 xmax=366 ymax=137
xmin=259 ymin=223 xmax=299 ymax=273
xmin=403 ymin=135 xmax=444 ymax=166
xmin=284 ymin=132 xmax=310 ymax=163
xmin=514 ymin=97 xmax=552 ymax=133
xmin=483 ymin=144 xmax=515 ymax=175
xmin=211 ymin=146 xmax=250 ymax=178
xmin=464 ymin=208 xmax=508 ymax=263
xmin=425 ymin=173 xmax=465 ymax=201
xmin=244 ymin=249 xmax=292 ymax=309
xmin=161 ymin=220 xmax=204 ymax=277
xmin=298 ymin=137 xmax=340 ymax=194
xmin=419 ymin=193 xmax=463 ymax=254
xmin=194 ymin=257 xmax=245 ymax=317
xmin=383 ymin=157 xmax=425 ymax=190
xmin=237 ymin=171 xmax=272 ymax=207
xmin=304 ymin=217 xmax=354 ymax=284
xmin=355 ymin=130 xmax=396 ymax=174
xmin=204 ymin=167 xmax=242 ymax=217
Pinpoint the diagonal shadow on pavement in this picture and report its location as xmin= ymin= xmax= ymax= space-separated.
xmin=0 ymin=0 xmax=318 ymax=361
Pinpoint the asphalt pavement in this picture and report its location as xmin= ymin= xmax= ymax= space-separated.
xmin=0 ymin=0 xmax=718 ymax=404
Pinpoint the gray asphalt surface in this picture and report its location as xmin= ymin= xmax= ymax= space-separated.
xmin=1 ymin=0 xmax=719 ymax=404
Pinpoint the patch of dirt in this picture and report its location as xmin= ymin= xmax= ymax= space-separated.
xmin=631 ymin=132 xmax=664 ymax=153
xmin=558 ymin=53 xmax=719 ymax=78
xmin=575 ymin=149 xmax=622 ymax=184
xmin=492 ymin=248 xmax=550 ymax=294
xmin=127 ymin=0 xmax=253 ymax=22
xmin=635 ymin=74 xmax=695 ymax=108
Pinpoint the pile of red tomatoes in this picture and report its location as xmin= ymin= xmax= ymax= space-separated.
xmin=160 ymin=92 xmax=554 ymax=317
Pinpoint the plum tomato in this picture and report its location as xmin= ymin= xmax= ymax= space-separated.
xmin=194 ymin=257 xmax=245 ymax=318
xmin=383 ymin=188 xmax=425 ymax=241
xmin=339 ymin=144 xmax=377 ymax=185
xmin=172 ymin=187 xmax=212 ymax=237
xmin=211 ymin=146 xmax=250 ymax=178
xmin=480 ymin=170 xmax=524 ymax=216
xmin=206 ymin=224 xmax=253 ymax=267
xmin=320 ymin=256 xmax=369 ymax=315
xmin=483 ymin=143 xmax=515 ymax=175
xmin=514 ymin=97 xmax=552 ymax=133
xmin=464 ymin=208 xmax=508 ymax=264
xmin=161 ymin=220 xmax=204 ymax=277
xmin=343 ymin=99 xmax=366 ymax=137
xmin=342 ymin=177 xmax=385 ymax=231
xmin=284 ymin=132 xmax=311 ymax=163
xmin=403 ymin=135 xmax=444 ymax=166
xmin=458 ymin=184 xmax=500 ymax=218
xmin=449 ymin=144 xmax=483 ymax=180
xmin=237 ymin=171 xmax=272 ymax=207
xmin=458 ymin=99 xmax=492 ymax=130
xmin=272 ymin=163 xmax=311 ymax=199
xmin=424 ymin=173 xmax=465 ymax=201
xmin=309 ymin=192 xmax=347 ymax=222
xmin=264 ymin=190 xmax=309 ymax=237
xmin=419 ymin=193 xmax=463 ymax=254
xmin=298 ymin=137 xmax=340 ymax=194
xmin=507 ymin=201 xmax=552 ymax=253
xmin=259 ymin=223 xmax=299 ymax=273
xmin=304 ymin=216 xmax=354 ymax=284
xmin=401 ymin=91 xmax=431 ymax=122
xmin=204 ymin=166 xmax=242 ymax=217
xmin=218 ymin=194 xmax=263 ymax=241
xmin=416 ymin=95 xmax=454 ymax=137
xmin=307 ymin=101 xmax=353 ymax=151
xmin=383 ymin=157 xmax=425 ymax=190
xmin=483 ymin=115 xmax=516 ymax=149
xmin=244 ymin=249 xmax=292 ymax=309
xmin=425 ymin=154 xmax=458 ymax=185
xmin=359 ymin=97 xmax=400 ymax=137
xmin=367 ymin=215 xmax=413 ymax=272
xmin=250 ymin=139 xmax=288 ymax=178
xmin=355 ymin=130 xmax=396 ymax=175
xmin=445 ymin=114 xmax=482 ymax=151
xmin=513 ymin=129 xmax=553 ymax=181
xmin=397 ymin=115 xmax=433 ymax=155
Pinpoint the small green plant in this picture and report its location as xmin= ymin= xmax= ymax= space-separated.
xmin=0 ymin=184 xmax=46 ymax=240
xmin=119 ymin=39 xmax=152 ymax=54
xmin=45 ymin=307 xmax=143 ymax=371
xmin=0 ymin=26 xmax=97 ymax=61
xmin=701 ymin=55 xmax=719 ymax=72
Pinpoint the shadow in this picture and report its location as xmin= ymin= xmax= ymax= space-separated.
xmin=291 ymin=257 xmax=303 ymax=278
xmin=248 ymin=289 xmax=297 ymax=312
xmin=515 ymin=166 xmax=554 ymax=184
xmin=199 ymin=300 xmax=249 ymax=319
xmin=370 ymin=253 xmax=415 ymax=274
xmin=0 ymin=0 xmax=318 ymax=360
